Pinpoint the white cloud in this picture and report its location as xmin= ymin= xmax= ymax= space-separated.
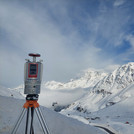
xmin=0 ymin=0 xmax=133 ymax=87
xmin=114 ymin=0 xmax=126 ymax=7
xmin=0 ymin=1 xmax=106 ymax=87
xmin=104 ymin=64 xmax=120 ymax=72
xmin=126 ymin=35 xmax=134 ymax=48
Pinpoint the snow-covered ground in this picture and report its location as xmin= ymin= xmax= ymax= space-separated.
xmin=0 ymin=94 xmax=105 ymax=134
xmin=61 ymin=87 xmax=134 ymax=134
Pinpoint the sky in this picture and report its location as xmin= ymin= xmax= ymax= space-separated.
xmin=0 ymin=0 xmax=134 ymax=88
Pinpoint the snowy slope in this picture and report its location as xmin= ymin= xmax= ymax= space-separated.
xmin=61 ymin=94 xmax=134 ymax=134
xmin=0 ymin=85 xmax=24 ymax=99
xmin=93 ymin=62 xmax=134 ymax=93
xmin=63 ymin=62 xmax=134 ymax=112
xmin=61 ymin=63 xmax=134 ymax=134
xmin=44 ymin=68 xmax=107 ymax=90
xmin=91 ymin=95 xmax=134 ymax=134
xmin=0 ymin=95 xmax=105 ymax=134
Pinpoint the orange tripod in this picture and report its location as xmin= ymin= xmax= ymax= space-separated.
xmin=11 ymin=95 xmax=51 ymax=134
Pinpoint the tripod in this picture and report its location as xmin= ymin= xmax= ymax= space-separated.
xmin=11 ymin=95 xmax=51 ymax=134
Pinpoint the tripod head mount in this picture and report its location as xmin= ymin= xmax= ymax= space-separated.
xmin=26 ymin=94 xmax=39 ymax=100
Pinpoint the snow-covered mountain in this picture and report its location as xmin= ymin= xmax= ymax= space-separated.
xmin=44 ymin=68 xmax=107 ymax=90
xmin=93 ymin=62 xmax=134 ymax=93
xmin=63 ymin=62 xmax=134 ymax=111
xmin=61 ymin=62 xmax=134 ymax=134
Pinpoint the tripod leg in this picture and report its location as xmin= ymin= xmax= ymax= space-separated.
xmin=38 ymin=107 xmax=51 ymax=134
xmin=35 ymin=108 xmax=48 ymax=134
xmin=11 ymin=108 xmax=27 ymax=134
xmin=25 ymin=107 xmax=30 ymax=134
xmin=35 ymin=107 xmax=51 ymax=134
xmin=30 ymin=107 xmax=34 ymax=134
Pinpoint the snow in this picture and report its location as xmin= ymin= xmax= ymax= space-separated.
xmin=44 ymin=68 xmax=107 ymax=90
xmin=60 ymin=62 xmax=134 ymax=134
xmin=62 ymin=62 xmax=134 ymax=113
xmin=0 ymin=85 xmax=24 ymax=99
xmin=0 ymin=95 xmax=105 ymax=134
xmin=90 ymin=96 xmax=134 ymax=134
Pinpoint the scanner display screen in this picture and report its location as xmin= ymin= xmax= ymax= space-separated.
xmin=30 ymin=64 xmax=37 ymax=75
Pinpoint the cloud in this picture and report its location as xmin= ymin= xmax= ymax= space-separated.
xmin=0 ymin=0 xmax=134 ymax=87
xmin=114 ymin=0 xmax=126 ymax=7
xmin=0 ymin=0 xmax=104 ymax=87
xmin=0 ymin=48 xmax=24 ymax=87
xmin=126 ymin=35 xmax=134 ymax=48
xmin=104 ymin=64 xmax=120 ymax=72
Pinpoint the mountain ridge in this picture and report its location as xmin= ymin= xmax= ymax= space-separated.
xmin=44 ymin=68 xmax=107 ymax=90
xmin=61 ymin=62 xmax=134 ymax=113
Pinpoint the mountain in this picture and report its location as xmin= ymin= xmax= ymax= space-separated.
xmin=61 ymin=62 xmax=134 ymax=134
xmin=93 ymin=62 xmax=134 ymax=93
xmin=63 ymin=62 xmax=134 ymax=111
xmin=44 ymin=68 xmax=107 ymax=90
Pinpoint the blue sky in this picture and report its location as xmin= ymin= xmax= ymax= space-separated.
xmin=0 ymin=0 xmax=134 ymax=88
